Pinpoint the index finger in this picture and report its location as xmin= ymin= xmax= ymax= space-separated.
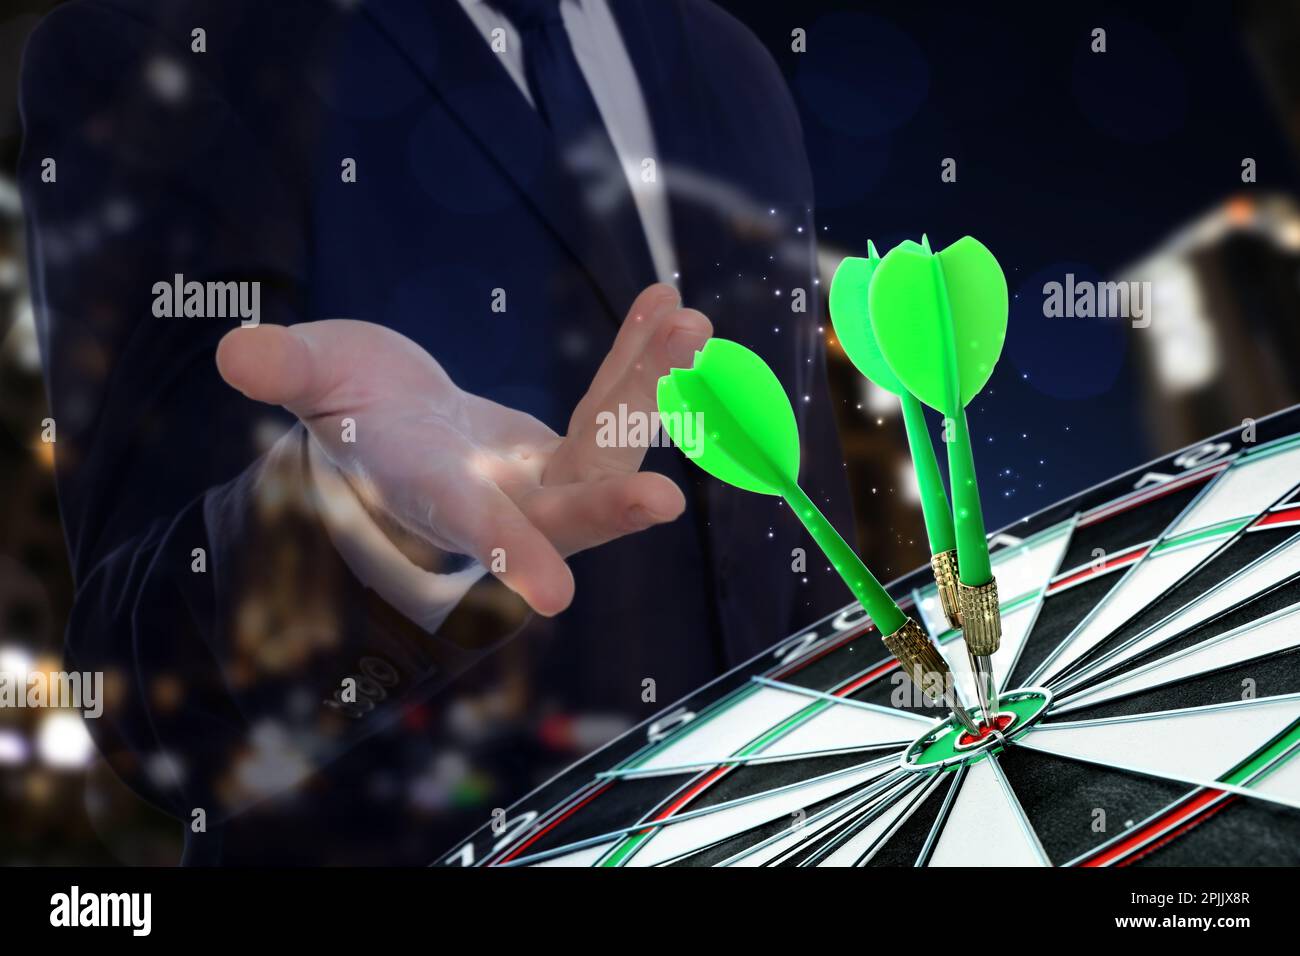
xmin=548 ymin=306 xmax=711 ymax=483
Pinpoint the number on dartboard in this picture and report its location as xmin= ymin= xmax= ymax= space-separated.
xmin=446 ymin=810 xmax=541 ymax=867
xmin=772 ymin=629 xmax=825 ymax=666
xmin=1132 ymin=441 xmax=1232 ymax=490
xmin=772 ymin=604 xmax=871 ymax=666
xmin=646 ymin=706 xmax=695 ymax=743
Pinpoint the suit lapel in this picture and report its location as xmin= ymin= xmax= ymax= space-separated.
xmin=611 ymin=1 xmax=794 ymax=651
xmin=358 ymin=0 xmax=644 ymax=322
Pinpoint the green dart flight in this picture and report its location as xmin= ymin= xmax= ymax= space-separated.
xmin=657 ymin=337 xmax=978 ymax=732
xmin=867 ymin=235 xmax=1009 ymax=722
xmin=829 ymin=239 xmax=962 ymax=633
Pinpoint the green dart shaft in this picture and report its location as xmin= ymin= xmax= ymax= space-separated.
xmin=945 ymin=407 xmax=992 ymax=585
xmin=899 ymin=392 xmax=956 ymax=555
xmin=781 ymin=481 xmax=906 ymax=635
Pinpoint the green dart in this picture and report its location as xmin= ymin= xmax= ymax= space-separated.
xmin=829 ymin=240 xmax=962 ymax=633
xmin=868 ymin=235 xmax=1009 ymax=725
xmin=657 ymin=338 xmax=978 ymax=732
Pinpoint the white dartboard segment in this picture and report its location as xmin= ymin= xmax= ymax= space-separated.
xmin=819 ymin=777 xmax=945 ymax=866
xmin=1034 ymin=439 xmax=1300 ymax=684
xmin=942 ymin=597 xmax=1040 ymax=702
xmin=759 ymin=699 xmax=925 ymax=757
xmin=726 ymin=784 xmax=889 ymax=866
xmin=1037 ymin=538 xmax=1222 ymax=684
xmin=1058 ymin=532 xmax=1300 ymax=690
xmin=1171 ymin=438 xmax=1300 ymax=534
xmin=1055 ymin=604 xmax=1300 ymax=714
xmin=634 ymin=686 xmax=818 ymax=772
xmin=1022 ymin=695 xmax=1300 ymax=806
xmin=1250 ymin=749 xmax=1300 ymax=806
xmin=928 ymin=759 xmax=1049 ymax=866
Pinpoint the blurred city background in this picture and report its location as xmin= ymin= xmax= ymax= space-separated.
xmin=2 ymin=0 xmax=1300 ymax=863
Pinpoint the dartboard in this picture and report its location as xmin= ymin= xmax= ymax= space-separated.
xmin=440 ymin=408 xmax=1300 ymax=867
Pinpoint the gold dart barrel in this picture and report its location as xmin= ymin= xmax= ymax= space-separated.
xmin=882 ymin=618 xmax=978 ymax=732
xmin=930 ymin=549 xmax=962 ymax=630
xmin=882 ymin=617 xmax=948 ymax=698
xmin=958 ymin=579 xmax=1001 ymax=656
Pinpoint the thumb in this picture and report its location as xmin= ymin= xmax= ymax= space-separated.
xmin=216 ymin=324 xmax=334 ymax=417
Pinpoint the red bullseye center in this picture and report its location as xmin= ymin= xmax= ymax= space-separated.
xmin=957 ymin=713 xmax=1014 ymax=747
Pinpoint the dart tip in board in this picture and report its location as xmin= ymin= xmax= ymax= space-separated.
xmin=901 ymin=687 xmax=1052 ymax=772
xmin=956 ymin=712 xmax=1014 ymax=748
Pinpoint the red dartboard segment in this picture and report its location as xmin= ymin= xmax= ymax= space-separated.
xmin=832 ymin=661 xmax=902 ymax=697
xmin=1075 ymin=789 xmax=1233 ymax=867
xmin=1253 ymin=504 xmax=1300 ymax=529
xmin=1047 ymin=542 xmax=1152 ymax=594
xmin=1119 ymin=796 xmax=1238 ymax=866
xmin=655 ymin=766 xmax=733 ymax=820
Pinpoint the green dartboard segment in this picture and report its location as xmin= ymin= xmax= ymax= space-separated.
xmin=829 ymin=242 xmax=956 ymax=556
xmin=867 ymin=236 xmax=1008 ymax=585
xmin=657 ymin=338 xmax=906 ymax=636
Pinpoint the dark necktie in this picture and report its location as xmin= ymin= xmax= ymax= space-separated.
xmin=491 ymin=0 xmax=601 ymax=134
xmin=489 ymin=0 xmax=656 ymax=286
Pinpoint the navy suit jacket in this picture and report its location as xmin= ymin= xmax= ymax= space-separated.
xmin=20 ymin=0 xmax=854 ymax=863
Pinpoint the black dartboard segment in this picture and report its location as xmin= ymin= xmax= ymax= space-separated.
xmin=1051 ymin=514 xmax=1300 ymax=690
xmin=440 ymin=408 xmax=1300 ymax=867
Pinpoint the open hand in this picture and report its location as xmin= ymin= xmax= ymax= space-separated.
xmin=215 ymin=284 xmax=711 ymax=616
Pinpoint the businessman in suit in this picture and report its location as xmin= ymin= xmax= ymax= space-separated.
xmin=20 ymin=0 xmax=854 ymax=863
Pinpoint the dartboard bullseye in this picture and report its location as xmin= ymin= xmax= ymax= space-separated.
xmin=902 ymin=688 xmax=1053 ymax=771
xmin=441 ymin=405 xmax=1300 ymax=868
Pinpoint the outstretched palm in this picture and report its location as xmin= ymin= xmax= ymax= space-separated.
xmin=216 ymin=284 xmax=710 ymax=616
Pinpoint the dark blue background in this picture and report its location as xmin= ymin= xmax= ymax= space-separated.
xmin=718 ymin=0 xmax=1299 ymax=531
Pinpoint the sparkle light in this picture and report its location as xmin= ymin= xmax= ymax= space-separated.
xmin=0 ymin=730 xmax=29 ymax=766
xmin=36 ymin=713 xmax=95 ymax=768
xmin=0 ymin=644 xmax=34 ymax=677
